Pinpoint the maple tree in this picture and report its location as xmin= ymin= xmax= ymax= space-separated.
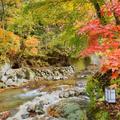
xmin=100 ymin=0 xmax=120 ymax=24
xmin=79 ymin=0 xmax=120 ymax=79
xmin=0 ymin=28 xmax=20 ymax=55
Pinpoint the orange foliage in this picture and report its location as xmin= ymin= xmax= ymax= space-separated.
xmin=0 ymin=28 xmax=20 ymax=55
xmin=30 ymin=47 xmax=38 ymax=55
xmin=24 ymin=37 xmax=39 ymax=47
xmin=0 ymin=28 xmax=4 ymax=38
xmin=110 ymin=84 xmax=118 ymax=89
xmin=47 ymin=106 xmax=60 ymax=117
xmin=24 ymin=37 xmax=39 ymax=56
xmin=0 ymin=28 xmax=39 ymax=57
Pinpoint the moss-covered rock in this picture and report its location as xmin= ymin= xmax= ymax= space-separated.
xmin=61 ymin=102 xmax=87 ymax=120
xmin=47 ymin=99 xmax=88 ymax=120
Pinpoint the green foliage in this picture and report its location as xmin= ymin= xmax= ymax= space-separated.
xmin=95 ymin=111 xmax=111 ymax=120
xmin=7 ymin=9 xmax=35 ymax=37
xmin=86 ymin=76 xmax=104 ymax=103
xmin=6 ymin=0 xmax=93 ymax=59
xmin=116 ymin=112 xmax=120 ymax=120
xmin=0 ymin=0 xmax=94 ymax=65
xmin=86 ymin=76 xmax=105 ymax=120
xmin=0 ymin=55 xmax=9 ymax=66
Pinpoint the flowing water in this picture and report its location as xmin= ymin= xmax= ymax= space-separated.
xmin=0 ymin=88 xmax=42 ymax=112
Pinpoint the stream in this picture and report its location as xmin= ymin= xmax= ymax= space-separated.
xmin=0 ymin=58 xmax=99 ymax=120
xmin=0 ymin=88 xmax=43 ymax=112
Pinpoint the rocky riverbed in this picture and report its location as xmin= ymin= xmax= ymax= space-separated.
xmin=7 ymin=87 xmax=89 ymax=120
xmin=0 ymin=63 xmax=98 ymax=120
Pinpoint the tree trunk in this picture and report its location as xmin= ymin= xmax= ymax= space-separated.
xmin=114 ymin=14 xmax=120 ymax=25
xmin=90 ymin=0 xmax=107 ymax=25
xmin=0 ymin=0 xmax=5 ymax=22
xmin=0 ymin=0 xmax=5 ymax=39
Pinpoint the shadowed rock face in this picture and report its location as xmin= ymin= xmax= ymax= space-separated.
xmin=45 ymin=47 xmax=71 ymax=67
xmin=0 ymin=65 xmax=35 ymax=87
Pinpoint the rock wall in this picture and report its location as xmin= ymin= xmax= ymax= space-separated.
xmin=0 ymin=63 xmax=75 ymax=88
xmin=32 ymin=66 xmax=74 ymax=80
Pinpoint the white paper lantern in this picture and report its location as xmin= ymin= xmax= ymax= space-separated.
xmin=105 ymin=88 xmax=116 ymax=103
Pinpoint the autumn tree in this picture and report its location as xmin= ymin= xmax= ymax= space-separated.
xmin=79 ymin=0 xmax=120 ymax=79
xmin=7 ymin=0 xmax=94 ymax=57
